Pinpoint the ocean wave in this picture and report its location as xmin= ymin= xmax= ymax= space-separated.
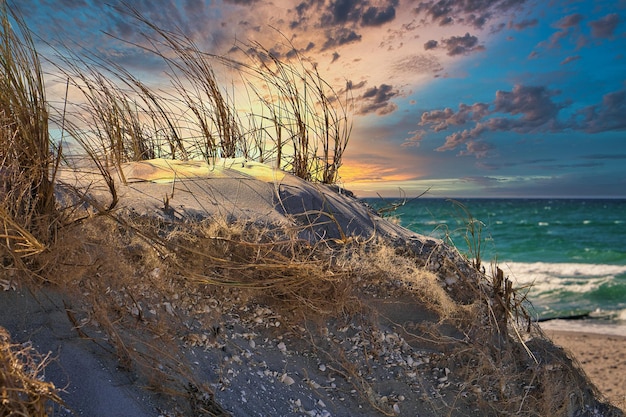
xmin=499 ymin=262 xmax=626 ymax=281
xmin=492 ymin=262 xmax=626 ymax=297
xmin=539 ymin=319 xmax=626 ymax=337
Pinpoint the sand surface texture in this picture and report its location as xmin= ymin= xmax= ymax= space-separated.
xmin=544 ymin=330 xmax=626 ymax=412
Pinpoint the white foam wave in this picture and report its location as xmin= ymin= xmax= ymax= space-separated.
xmin=539 ymin=320 xmax=626 ymax=337
xmin=491 ymin=262 xmax=626 ymax=297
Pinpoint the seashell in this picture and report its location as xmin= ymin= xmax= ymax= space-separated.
xmin=249 ymin=339 xmax=256 ymax=349
xmin=318 ymin=364 xmax=326 ymax=372
xmin=317 ymin=399 xmax=326 ymax=408
xmin=393 ymin=403 xmax=400 ymax=414
xmin=277 ymin=341 xmax=286 ymax=352
xmin=308 ymin=380 xmax=321 ymax=389
xmin=280 ymin=373 xmax=295 ymax=385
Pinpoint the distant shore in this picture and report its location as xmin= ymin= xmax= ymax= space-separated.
xmin=542 ymin=328 xmax=626 ymax=412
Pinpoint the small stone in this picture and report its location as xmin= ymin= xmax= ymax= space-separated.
xmin=163 ymin=302 xmax=174 ymax=315
xmin=318 ymin=364 xmax=326 ymax=372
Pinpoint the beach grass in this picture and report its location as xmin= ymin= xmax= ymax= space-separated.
xmin=0 ymin=2 xmax=58 ymax=247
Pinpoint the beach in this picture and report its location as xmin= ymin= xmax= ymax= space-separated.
xmin=543 ymin=328 xmax=626 ymax=412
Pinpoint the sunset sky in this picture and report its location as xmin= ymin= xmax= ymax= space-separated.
xmin=15 ymin=0 xmax=626 ymax=198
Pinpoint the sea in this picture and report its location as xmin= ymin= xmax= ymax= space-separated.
xmin=364 ymin=198 xmax=626 ymax=336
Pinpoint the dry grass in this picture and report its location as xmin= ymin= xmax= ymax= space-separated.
xmin=47 ymin=2 xmax=351 ymax=193
xmin=1 ymin=2 xmax=58 ymax=253
xmin=230 ymin=33 xmax=352 ymax=183
xmin=0 ymin=327 xmax=63 ymax=417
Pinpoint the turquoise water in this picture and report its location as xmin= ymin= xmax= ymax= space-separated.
xmin=365 ymin=198 xmax=626 ymax=327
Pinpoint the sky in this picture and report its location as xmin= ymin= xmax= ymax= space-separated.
xmin=12 ymin=0 xmax=626 ymax=198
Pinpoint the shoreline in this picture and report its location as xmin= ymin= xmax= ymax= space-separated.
xmin=539 ymin=318 xmax=626 ymax=337
xmin=541 ymin=328 xmax=626 ymax=412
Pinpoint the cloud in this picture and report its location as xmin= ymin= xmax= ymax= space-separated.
xmin=320 ymin=0 xmax=362 ymax=26
xmin=223 ymin=0 xmax=261 ymax=4
xmin=420 ymin=102 xmax=489 ymax=131
xmin=442 ymin=33 xmax=484 ymax=56
xmin=546 ymin=13 xmax=586 ymax=49
xmin=421 ymin=84 xmax=626 ymax=159
xmin=560 ymin=55 xmax=580 ymax=65
xmin=508 ymin=18 xmax=538 ymax=31
xmin=357 ymin=84 xmax=399 ymax=115
xmin=361 ymin=5 xmax=397 ymax=27
xmin=582 ymin=154 xmax=626 ymax=160
xmin=345 ymin=80 xmax=368 ymax=91
xmin=459 ymin=140 xmax=494 ymax=158
xmin=318 ymin=0 xmax=398 ymax=28
xmin=576 ymin=89 xmax=626 ymax=133
xmin=555 ymin=13 xmax=584 ymax=29
xmin=424 ymin=39 xmax=438 ymax=50
xmin=413 ymin=0 xmax=528 ymax=30
xmin=321 ymin=27 xmax=362 ymax=50
xmin=589 ymin=13 xmax=621 ymax=39
xmin=493 ymin=85 xmax=563 ymax=126
xmin=331 ymin=51 xmax=341 ymax=63
xmin=402 ymin=129 xmax=426 ymax=147
xmin=420 ymin=85 xmax=568 ymax=156
xmin=435 ymin=124 xmax=488 ymax=152
xmin=392 ymin=54 xmax=442 ymax=75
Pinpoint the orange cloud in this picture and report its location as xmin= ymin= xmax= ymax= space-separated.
xmin=338 ymin=159 xmax=424 ymax=183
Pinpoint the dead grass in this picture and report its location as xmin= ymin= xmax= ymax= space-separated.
xmin=1 ymin=2 xmax=58 ymax=256
xmin=0 ymin=326 xmax=64 ymax=417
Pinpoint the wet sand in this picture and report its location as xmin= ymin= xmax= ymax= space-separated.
xmin=544 ymin=330 xmax=626 ymax=411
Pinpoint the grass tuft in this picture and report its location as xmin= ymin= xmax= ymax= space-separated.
xmin=0 ymin=2 xmax=58 ymax=250
xmin=0 ymin=326 xmax=64 ymax=417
